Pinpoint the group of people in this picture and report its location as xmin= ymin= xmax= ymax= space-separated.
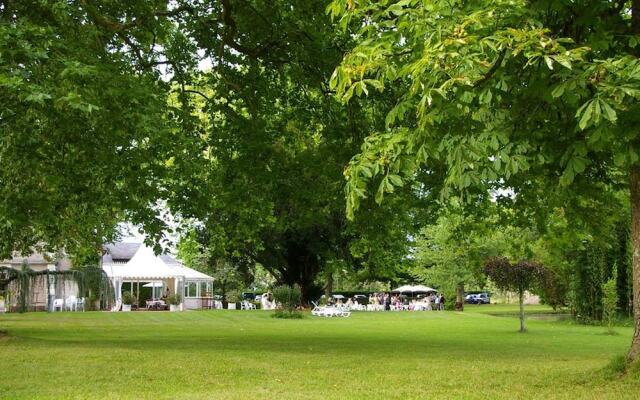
xmin=332 ymin=292 xmax=446 ymax=311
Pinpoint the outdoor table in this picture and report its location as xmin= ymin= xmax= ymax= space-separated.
xmin=146 ymin=300 xmax=166 ymax=311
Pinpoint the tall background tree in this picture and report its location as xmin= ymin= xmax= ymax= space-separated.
xmin=162 ymin=0 xmax=423 ymax=302
xmin=413 ymin=203 xmax=498 ymax=310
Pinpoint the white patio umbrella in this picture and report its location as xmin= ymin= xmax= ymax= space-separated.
xmin=410 ymin=285 xmax=437 ymax=293
xmin=392 ymin=285 xmax=437 ymax=294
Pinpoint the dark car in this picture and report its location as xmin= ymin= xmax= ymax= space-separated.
xmin=464 ymin=294 xmax=475 ymax=304
xmin=242 ymin=292 xmax=256 ymax=301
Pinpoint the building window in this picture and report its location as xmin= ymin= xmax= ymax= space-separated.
xmin=200 ymin=281 xmax=212 ymax=297
xmin=185 ymin=281 xmax=198 ymax=298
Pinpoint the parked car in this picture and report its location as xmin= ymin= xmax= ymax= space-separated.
xmin=466 ymin=293 xmax=491 ymax=304
xmin=476 ymin=293 xmax=490 ymax=304
xmin=242 ymin=292 xmax=256 ymax=300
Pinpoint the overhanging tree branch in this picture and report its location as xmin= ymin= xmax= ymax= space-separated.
xmin=219 ymin=0 xmax=280 ymax=59
xmin=474 ymin=49 xmax=507 ymax=87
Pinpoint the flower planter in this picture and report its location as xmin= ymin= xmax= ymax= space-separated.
xmin=122 ymin=304 xmax=132 ymax=312
xmin=227 ymin=302 xmax=237 ymax=310
xmin=0 ymin=299 xmax=5 ymax=313
xmin=169 ymin=304 xmax=179 ymax=312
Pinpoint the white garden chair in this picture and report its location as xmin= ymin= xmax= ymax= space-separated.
xmin=65 ymin=296 xmax=77 ymax=311
xmin=311 ymin=301 xmax=326 ymax=316
xmin=75 ymin=297 xmax=85 ymax=312
xmin=311 ymin=302 xmax=351 ymax=317
xmin=241 ymin=300 xmax=256 ymax=310
xmin=53 ymin=298 xmax=64 ymax=312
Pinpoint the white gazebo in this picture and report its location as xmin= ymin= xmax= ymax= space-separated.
xmin=102 ymin=243 xmax=214 ymax=311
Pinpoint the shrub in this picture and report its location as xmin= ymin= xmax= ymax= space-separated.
xmin=272 ymin=285 xmax=303 ymax=318
xmin=122 ymin=291 xmax=134 ymax=305
xmin=166 ymin=294 xmax=181 ymax=306
xmin=272 ymin=309 xmax=304 ymax=319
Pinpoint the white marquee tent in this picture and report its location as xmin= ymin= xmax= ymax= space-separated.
xmin=102 ymin=244 xmax=214 ymax=311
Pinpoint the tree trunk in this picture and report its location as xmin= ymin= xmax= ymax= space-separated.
xmin=280 ymin=242 xmax=323 ymax=306
xmin=628 ymin=166 xmax=640 ymax=362
xmin=324 ymin=272 xmax=333 ymax=299
xmin=518 ymin=288 xmax=526 ymax=333
xmin=221 ymin=281 xmax=228 ymax=309
xmin=455 ymin=283 xmax=464 ymax=311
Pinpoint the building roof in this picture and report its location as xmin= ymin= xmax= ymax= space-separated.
xmin=0 ymin=250 xmax=71 ymax=271
xmin=178 ymin=265 xmax=215 ymax=280
xmin=2 ymin=252 xmax=51 ymax=265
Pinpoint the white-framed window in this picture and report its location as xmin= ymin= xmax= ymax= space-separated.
xmin=184 ymin=281 xmax=198 ymax=298
xmin=183 ymin=280 xmax=213 ymax=298
xmin=199 ymin=281 xmax=212 ymax=297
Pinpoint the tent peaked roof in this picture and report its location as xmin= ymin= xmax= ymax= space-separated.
xmin=103 ymin=244 xmax=213 ymax=281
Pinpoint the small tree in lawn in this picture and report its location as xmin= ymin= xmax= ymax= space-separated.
xmin=602 ymin=267 xmax=618 ymax=335
xmin=484 ymin=257 xmax=546 ymax=333
xmin=272 ymin=285 xmax=303 ymax=319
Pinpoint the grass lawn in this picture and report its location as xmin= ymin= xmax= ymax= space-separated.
xmin=1 ymin=305 xmax=638 ymax=399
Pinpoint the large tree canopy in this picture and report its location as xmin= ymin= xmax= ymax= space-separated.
xmin=0 ymin=1 xmax=190 ymax=256
xmin=164 ymin=0 xmax=423 ymax=301
xmin=1 ymin=1 xmax=423 ymax=300
xmin=329 ymin=0 xmax=640 ymax=362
